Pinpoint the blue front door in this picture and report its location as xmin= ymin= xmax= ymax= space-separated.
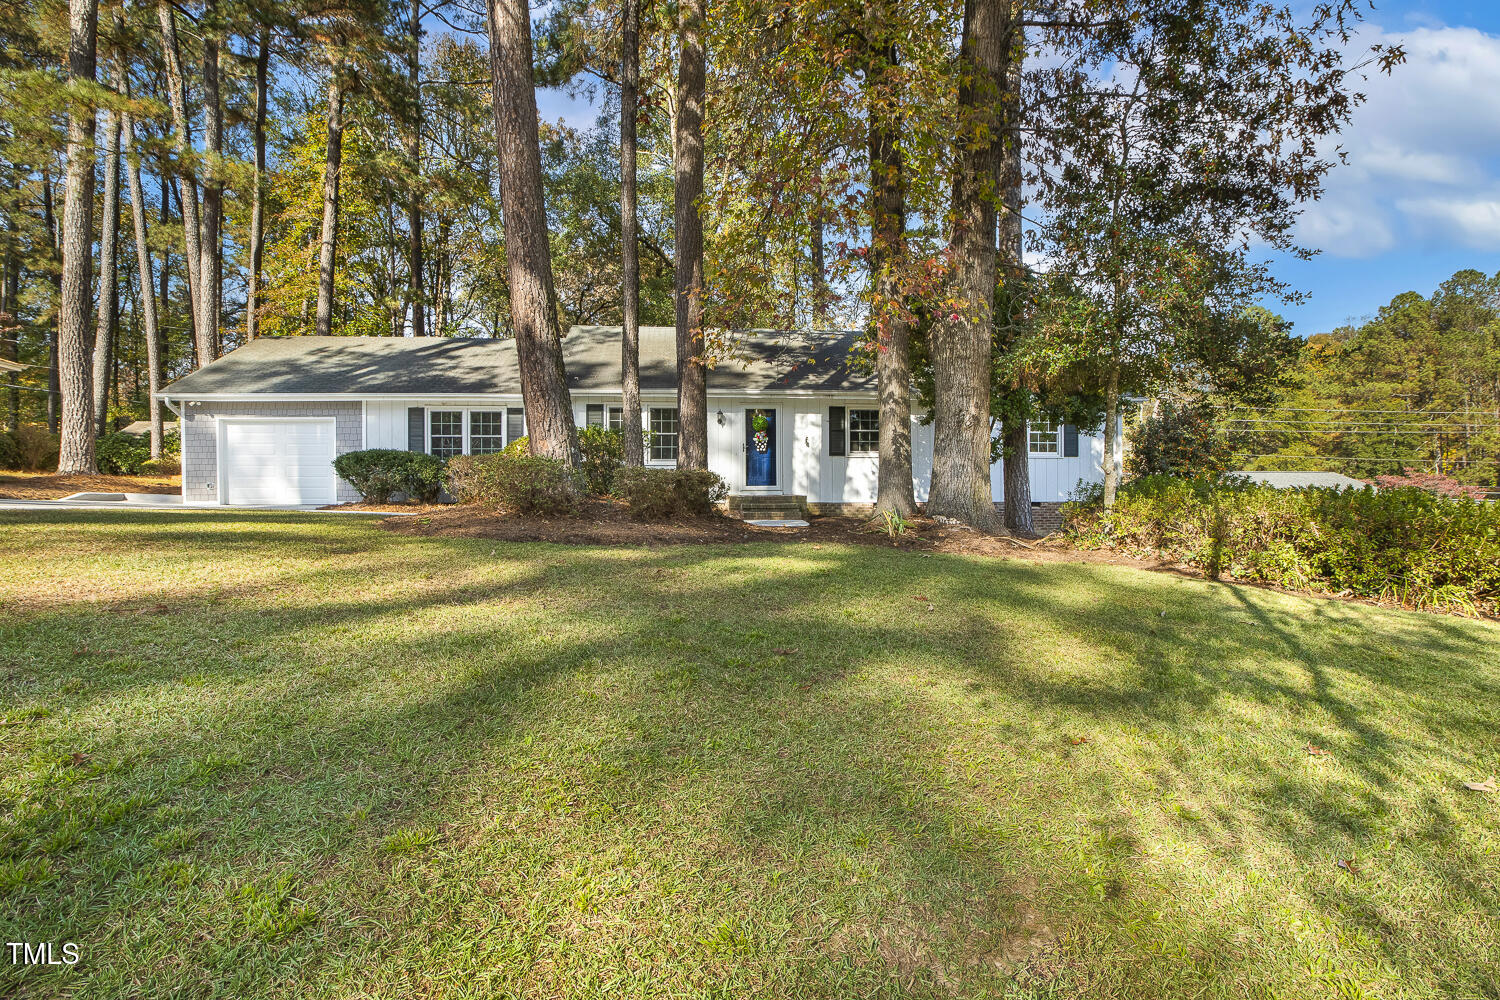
xmin=745 ymin=408 xmax=776 ymax=487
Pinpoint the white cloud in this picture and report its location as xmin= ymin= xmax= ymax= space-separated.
xmin=1395 ymin=196 xmax=1500 ymax=249
xmin=1298 ymin=23 xmax=1500 ymax=257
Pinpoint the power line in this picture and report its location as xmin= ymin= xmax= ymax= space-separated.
xmin=1223 ymin=406 xmax=1491 ymax=416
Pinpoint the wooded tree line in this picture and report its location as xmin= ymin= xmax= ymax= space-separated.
xmin=2 ymin=0 xmax=1401 ymax=529
xmin=1230 ymin=269 xmax=1500 ymax=488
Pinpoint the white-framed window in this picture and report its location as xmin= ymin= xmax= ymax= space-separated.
xmin=848 ymin=408 xmax=879 ymax=455
xmin=585 ymin=404 xmax=625 ymax=430
xmin=429 ymin=410 xmax=464 ymax=458
xmin=470 ymin=410 xmax=505 ymax=454
xmin=649 ymin=407 xmax=679 ymax=462
xmin=1029 ymin=418 xmax=1060 ymax=455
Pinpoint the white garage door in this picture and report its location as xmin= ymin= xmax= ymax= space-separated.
xmin=220 ymin=419 xmax=337 ymax=506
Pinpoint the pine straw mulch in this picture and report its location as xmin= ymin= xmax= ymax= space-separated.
xmin=373 ymin=498 xmax=1159 ymax=568
xmin=0 ymin=471 xmax=181 ymax=500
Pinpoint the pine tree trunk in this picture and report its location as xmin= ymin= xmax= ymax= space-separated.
xmin=92 ymin=104 xmax=121 ymax=437
xmin=810 ymin=166 xmax=828 ymax=327
xmin=247 ymin=28 xmax=269 ymax=339
xmin=407 ymin=0 xmax=425 ymax=338
xmin=998 ymin=21 xmax=1032 ymax=535
xmin=868 ymin=49 xmax=914 ymax=517
xmin=57 ymin=0 xmax=99 ymax=474
xmin=926 ymin=0 xmax=1009 ymax=532
xmin=316 ymin=62 xmax=344 ymax=337
xmin=1001 ymin=417 xmax=1034 ymax=534
xmin=485 ymin=0 xmax=580 ymax=465
xmin=673 ymin=0 xmax=708 ymax=470
xmin=123 ymin=109 xmax=165 ymax=458
xmin=315 ymin=64 xmax=343 ymax=340
xmin=1103 ymin=365 xmax=1121 ymax=507
xmin=620 ymin=0 xmax=643 ymax=467
xmin=4 ymin=220 xmax=21 ymax=432
xmin=200 ymin=30 xmax=222 ymax=359
xmin=157 ymin=0 xmax=206 ymax=363
xmin=43 ymin=168 xmax=61 ymax=433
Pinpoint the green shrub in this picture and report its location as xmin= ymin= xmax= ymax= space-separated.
xmin=444 ymin=452 xmax=580 ymax=514
xmin=332 ymin=449 xmax=447 ymax=503
xmin=1063 ymin=474 xmax=1500 ymax=615
xmin=501 ymin=435 xmax=528 ymax=457
xmin=140 ymin=457 xmax=181 ymax=476
xmin=1126 ymin=399 xmax=1231 ymax=479
xmin=96 ymin=432 xmax=154 ymax=475
xmin=2 ymin=425 xmax=60 ymax=471
xmin=577 ymin=427 xmax=623 ymax=496
xmin=618 ymin=467 xmax=728 ymax=520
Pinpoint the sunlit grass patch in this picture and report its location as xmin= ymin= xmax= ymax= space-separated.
xmin=0 ymin=511 xmax=1496 ymax=999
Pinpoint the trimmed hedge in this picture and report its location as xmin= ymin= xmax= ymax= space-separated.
xmin=618 ymin=467 xmax=728 ymax=520
xmin=1063 ymin=475 xmax=1500 ymax=616
xmin=333 ymin=449 xmax=447 ymax=503
xmin=444 ymin=453 xmax=580 ymax=514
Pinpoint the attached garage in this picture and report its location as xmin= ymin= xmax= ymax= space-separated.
xmin=217 ymin=417 xmax=338 ymax=506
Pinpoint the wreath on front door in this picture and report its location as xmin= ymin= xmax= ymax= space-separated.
xmin=752 ymin=412 xmax=770 ymax=452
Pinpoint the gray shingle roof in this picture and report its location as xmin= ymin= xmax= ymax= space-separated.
xmin=160 ymin=326 xmax=874 ymax=398
xmin=1228 ymin=470 xmax=1369 ymax=490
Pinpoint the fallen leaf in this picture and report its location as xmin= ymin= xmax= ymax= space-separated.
xmin=911 ymin=595 xmax=928 ymax=602
xmin=1336 ymin=858 xmax=1360 ymax=876
xmin=1463 ymin=776 xmax=1498 ymax=793
xmin=1069 ymin=736 xmax=1090 ymax=746
xmin=773 ymin=648 xmax=800 ymax=656
xmin=1305 ymin=744 xmax=1330 ymax=757
xmin=68 ymin=752 xmax=91 ymax=767
xmin=925 ymin=604 xmax=935 ymax=612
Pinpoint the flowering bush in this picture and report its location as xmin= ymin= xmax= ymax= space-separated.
xmin=1063 ymin=475 xmax=1500 ymax=616
xmin=1372 ymin=469 xmax=1488 ymax=499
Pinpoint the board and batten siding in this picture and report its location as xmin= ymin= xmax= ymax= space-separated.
xmin=370 ymin=393 xmax=1106 ymax=503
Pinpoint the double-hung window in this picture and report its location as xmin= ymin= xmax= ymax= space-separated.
xmin=429 ymin=410 xmax=464 ymax=458
xmin=470 ymin=411 xmax=505 ymax=454
xmin=649 ymin=407 xmax=679 ymax=462
xmin=848 ymin=409 xmax=879 ymax=455
xmin=585 ymin=404 xmax=625 ymax=430
xmin=1029 ymin=419 xmax=1060 ymax=455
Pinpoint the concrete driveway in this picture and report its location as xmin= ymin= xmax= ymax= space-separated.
xmin=0 ymin=492 xmax=400 ymax=514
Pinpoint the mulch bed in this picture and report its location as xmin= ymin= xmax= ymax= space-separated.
xmin=373 ymin=497 xmax=1158 ymax=569
xmin=0 ymin=472 xmax=181 ymax=501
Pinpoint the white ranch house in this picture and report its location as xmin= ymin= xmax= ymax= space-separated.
xmin=158 ymin=326 xmax=1116 ymax=515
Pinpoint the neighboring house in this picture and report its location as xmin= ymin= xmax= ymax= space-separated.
xmin=157 ymin=326 xmax=1115 ymax=511
xmin=1229 ymin=470 xmax=1369 ymax=490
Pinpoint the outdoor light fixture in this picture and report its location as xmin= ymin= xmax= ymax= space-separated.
xmin=716 ymin=410 xmax=725 ymax=425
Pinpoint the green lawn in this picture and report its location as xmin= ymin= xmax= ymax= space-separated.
xmin=1 ymin=512 xmax=1497 ymax=999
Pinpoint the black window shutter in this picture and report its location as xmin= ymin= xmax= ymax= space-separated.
xmin=829 ymin=406 xmax=846 ymax=457
xmin=408 ymin=407 xmax=425 ymax=452
xmin=506 ymin=407 xmax=525 ymax=444
xmin=1063 ymin=423 xmax=1079 ymax=457
xmin=585 ymin=403 xmax=604 ymax=428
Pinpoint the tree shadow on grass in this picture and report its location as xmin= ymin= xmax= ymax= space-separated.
xmin=2 ymin=517 xmax=1498 ymax=997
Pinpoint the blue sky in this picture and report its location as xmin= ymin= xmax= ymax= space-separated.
xmin=536 ymin=1 xmax=1500 ymax=338
xmin=1261 ymin=1 xmax=1500 ymax=334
